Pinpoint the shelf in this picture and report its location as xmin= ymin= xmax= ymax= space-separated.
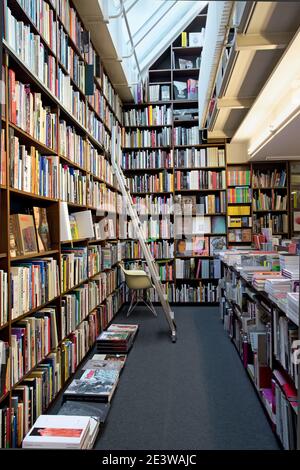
xmin=11 ymin=295 xmax=60 ymax=325
xmin=130 ymin=191 xmax=173 ymax=195
xmin=176 ymin=255 xmax=215 ymax=259
xmin=0 ymin=253 xmax=7 ymax=259
xmin=0 ymin=321 xmax=9 ymax=331
xmin=122 ymin=167 xmax=173 ymax=173
xmin=172 ymin=99 xmax=198 ymax=105
xmin=227 ymin=202 xmax=252 ymax=205
xmin=66 ymin=201 xmax=87 ymax=209
xmin=252 ymin=187 xmax=287 ymax=190
xmin=61 ymin=238 xmax=89 ymax=244
xmin=253 ymin=209 xmax=288 ymax=213
xmin=9 ymin=187 xmax=59 ymax=202
xmin=172 ymin=68 xmax=200 ymax=75
xmin=0 ymin=391 xmax=10 ymax=404
xmin=176 ymin=278 xmax=220 ymax=282
xmin=11 ymin=250 xmax=59 ymax=262
xmin=172 ymin=46 xmax=202 ymax=53
xmin=173 ymin=119 xmax=199 ymax=125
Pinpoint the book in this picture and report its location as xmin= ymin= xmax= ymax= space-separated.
xmin=33 ymin=207 xmax=51 ymax=252
xmin=181 ymin=32 xmax=187 ymax=47
xmin=192 ymin=236 xmax=209 ymax=256
xmin=80 ymin=368 xmax=120 ymax=384
xmin=189 ymin=32 xmax=204 ymax=47
xmin=10 ymin=214 xmax=38 ymax=255
xmin=210 ymin=236 xmax=227 ymax=255
xmin=63 ymin=378 xmax=117 ymax=403
xmin=22 ymin=415 xmax=92 ymax=449
xmin=58 ymin=401 xmax=110 ymax=424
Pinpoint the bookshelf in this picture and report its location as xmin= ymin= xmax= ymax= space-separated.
xmin=123 ymin=11 xmax=225 ymax=304
xmin=0 ymin=0 xmax=125 ymax=447
xmin=220 ymin=255 xmax=298 ymax=449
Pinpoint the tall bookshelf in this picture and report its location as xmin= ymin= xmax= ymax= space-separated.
xmin=122 ymin=9 xmax=226 ymax=304
xmin=0 ymin=0 xmax=125 ymax=448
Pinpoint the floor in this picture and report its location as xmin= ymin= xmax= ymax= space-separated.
xmin=50 ymin=306 xmax=280 ymax=450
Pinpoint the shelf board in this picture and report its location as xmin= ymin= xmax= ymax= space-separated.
xmin=176 ymin=278 xmax=220 ymax=282
xmin=0 ymin=253 xmax=7 ymax=259
xmin=61 ymin=279 xmax=89 ymax=296
xmin=227 ymin=202 xmax=252 ymax=205
xmin=149 ymin=69 xmax=172 ymax=73
xmin=9 ymin=122 xmax=57 ymax=156
xmin=172 ymin=46 xmax=202 ymax=52
xmin=172 ymin=68 xmax=200 ymax=75
xmin=173 ymin=119 xmax=199 ymax=125
xmin=11 ymin=250 xmax=59 ymax=262
xmin=175 ymin=255 xmax=214 ymax=259
xmin=0 ymin=391 xmax=10 ymax=404
xmin=59 ymin=154 xmax=87 ymax=172
xmin=0 ymin=321 xmax=9 ymax=332
xmin=9 ymin=187 xmax=59 ymax=202
xmin=130 ymin=191 xmax=173 ymax=195
xmin=61 ymin=238 xmax=89 ymax=244
xmin=66 ymin=201 xmax=87 ymax=208
xmin=172 ymin=99 xmax=198 ymax=105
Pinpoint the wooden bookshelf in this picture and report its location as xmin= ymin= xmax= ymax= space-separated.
xmin=0 ymin=0 xmax=126 ymax=448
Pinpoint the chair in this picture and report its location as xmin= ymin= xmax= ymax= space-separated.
xmin=119 ymin=262 xmax=157 ymax=317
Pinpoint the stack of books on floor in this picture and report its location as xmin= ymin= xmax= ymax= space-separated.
xmin=96 ymin=324 xmax=139 ymax=353
xmin=22 ymin=415 xmax=99 ymax=449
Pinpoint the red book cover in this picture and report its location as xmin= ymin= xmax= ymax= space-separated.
xmin=196 ymin=259 xmax=201 ymax=279
xmin=9 ymin=69 xmax=16 ymax=123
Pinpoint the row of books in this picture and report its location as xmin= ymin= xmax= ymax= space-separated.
xmin=18 ymin=0 xmax=57 ymax=51
xmin=5 ymin=9 xmax=57 ymax=94
xmin=57 ymin=67 xmax=85 ymax=126
xmin=175 ymin=258 xmax=221 ymax=279
xmin=121 ymin=128 xmax=172 ymax=148
xmin=61 ymin=284 xmax=89 ymax=339
xmin=87 ymin=178 xmax=118 ymax=211
xmin=9 ymin=134 xmax=59 ymax=198
xmin=227 ymin=215 xmax=252 ymax=228
xmin=174 ymin=79 xmax=198 ymax=101
xmin=61 ymin=247 xmax=88 ymax=292
xmin=175 ymin=193 xmax=226 ymax=215
xmin=148 ymin=84 xmax=170 ymax=103
xmin=131 ymin=194 xmax=173 ymax=215
xmin=0 ymin=271 xmax=8 ymax=327
xmin=59 ymin=121 xmax=86 ymax=168
xmin=252 ymin=193 xmax=287 ymax=211
xmin=9 ymin=71 xmax=57 ymax=150
xmin=123 ymin=106 xmax=172 ymax=127
xmin=89 ymin=270 xmax=119 ymax=312
xmin=273 ymin=310 xmax=298 ymax=387
xmin=227 ymin=205 xmax=251 ymax=216
xmin=127 ymin=172 xmax=174 ymax=193
xmin=124 ymin=240 xmax=174 ymax=260
xmin=252 ymin=169 xmax=287 ymax=188
xmin=87 ymin=85 xmax=115 ymax=133
xmin=86 ymin=144 xmax=114 ymax=186
xmin=122 ymin=150 xmax=173 ymax=170
xmin=175 ymin=170 xmax=226 ymax=190
xmin=175 ymin=147 xmax=225 ymax=168
xmin=86 ymin=106 xmax=111 ymax=151
xmin=0 ymin=341 xmax=9 ymax=398
xmin=11 ymin=306 xmax=59 ymax=386
xmin=175 ymin=283 xmax=219 ymax=303
xmin=11 ymin=257 xmax=59 ymax=319
xmin=253 ymin=214 xmax=288 ymax=234
xmin=57 ymin=24 xmax=85 ymax=92
xmin=4 ymin=305 xmax=115 ymax=448
xmin=174 ymin=215 xmax=226 ymax=237
xmin=227 ymin=187 xmax=252 ymax=203
xmin=173 ymin=126 xmax=199 ymax=145
xmin=0 ymin=129 xmax=7 ymax=185
xmin=227 ymin=169 xmax=251 ymax=186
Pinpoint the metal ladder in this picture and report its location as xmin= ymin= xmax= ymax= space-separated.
xmin=111 ymin=126 xmax=177 ymax=343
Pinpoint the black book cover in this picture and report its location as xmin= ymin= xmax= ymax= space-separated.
xmin=85 ymin=65 xmax=94 ymax=96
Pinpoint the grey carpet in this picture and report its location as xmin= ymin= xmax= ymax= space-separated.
xmin=50 ymin=306 xmax=280 ymax=450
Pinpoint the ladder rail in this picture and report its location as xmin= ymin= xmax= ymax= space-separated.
xmin=111 ymin=126 xmax=176 ymax=342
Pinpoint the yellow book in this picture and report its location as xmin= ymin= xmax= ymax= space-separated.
xmin=227 ymin=206 xmax=251 ymax=216
xmin=181 ymin=32 xmax=187 ymax=47
xmin=228 ymin=217 xmax=242 ymax=228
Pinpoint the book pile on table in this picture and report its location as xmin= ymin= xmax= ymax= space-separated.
xmin=96 ymin=324 xmax=139 ymax=353
xmin=264 ymin=278 xmax=293 ymax=298
xmin=22 ymin=415 xmax=99 ymax=449
xmin=252 ymin=271 xmax=283 ymax=291
xmin=280 ymin=254 xmax=300 ymax=280
xmin=287 ymin=292 xmax=299 ymax=326
xmin=239 ymin=266 xmax=270 ymax=283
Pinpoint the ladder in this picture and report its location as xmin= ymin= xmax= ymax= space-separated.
xmin=111 ymin=126 xmax=177 ymax=343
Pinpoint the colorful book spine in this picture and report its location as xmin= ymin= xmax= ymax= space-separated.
xmin=174 ymin=147 xmax=225 ymax=168
xmin=122 ymin=128 xmax=172 ymax=148
xmin=10 ymin=258 xmax=59 ymax=320
xmin=127 ymin=171 xmax=174 ymax=193
xmin=122 ymin=150 xmax=173 ymax=170
xmin=175 ymin=170 xmax=226 ymax=190
xmin=61 ymin=283 xmax=89 ymax=340
xmin=123 ymin=105 xmax=172 ymax=126
xmin=9 ymin=133 xmax=59 ymax=198
xmin=61 ymin=247 xmax=88 ymax=293
xmin=59 ymin=164 xmax=86 ymax=205
xmin=0 ymin=129 xmax=7 ymax=186
xmin=173 ymin=126 xmax=200 ymax=146
xmin=59 ymin=121 xmax=87 ymax=169
xmin=175 ymin=283 xmax=219 ymax=303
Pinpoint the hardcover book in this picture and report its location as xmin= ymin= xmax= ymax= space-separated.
xmin=63 ymin=378 xmax=117 ymax=403
xmin=10 ymin=214 xmax=38 ymax=255
xmin=33 ymin=207 xmax=51 ymax=252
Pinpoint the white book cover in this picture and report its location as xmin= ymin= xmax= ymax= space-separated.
xmin=72 ymin=210 xmax=95 ymax=239
xmin=22 ymin=415 xmax=91 ymax=449
xmin=59 ymin=201 xmax=72 ymax=241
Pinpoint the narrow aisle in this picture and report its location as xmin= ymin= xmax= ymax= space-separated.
xmin=95 ymin=306 xmax=280 ymax=450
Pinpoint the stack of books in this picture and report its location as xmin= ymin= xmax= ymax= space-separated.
xmin=96 ymin=324 xmax=139 ymax=354
xmin=63 ymin=368 xmax=120 ymax=403
xmin=280 ymin=254 xmax=299 ymax=280
xmin=252 ymin=272 xmax=283 ymax=291
xmin=287 ymin=292 xmax=299 ymax=326
xmin=22 ymin=415 xmax=99 ymax=449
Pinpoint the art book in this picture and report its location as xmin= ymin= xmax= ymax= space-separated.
xmin=192 ymin=236 xmax=209 ymax=255
xmin=63 ymin=378 xmax=117 ymax=403
xmin=33 ymin=207 xmax=51 ymax=252
xmin=210 ymin=236 xmax=227 ymax=255
xmin=80 ymin=368 xmax=119 ymax=385
xmin=22 ymin=415 xmax=91 ymax=449
xmin=10 ymin=213 xmax=38 ymax=255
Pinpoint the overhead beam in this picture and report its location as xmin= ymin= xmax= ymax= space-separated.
xmin=217 ymin=97 xmax=255 ymax=109
xmin=236 ymin=32 xmax=294 ymax=51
